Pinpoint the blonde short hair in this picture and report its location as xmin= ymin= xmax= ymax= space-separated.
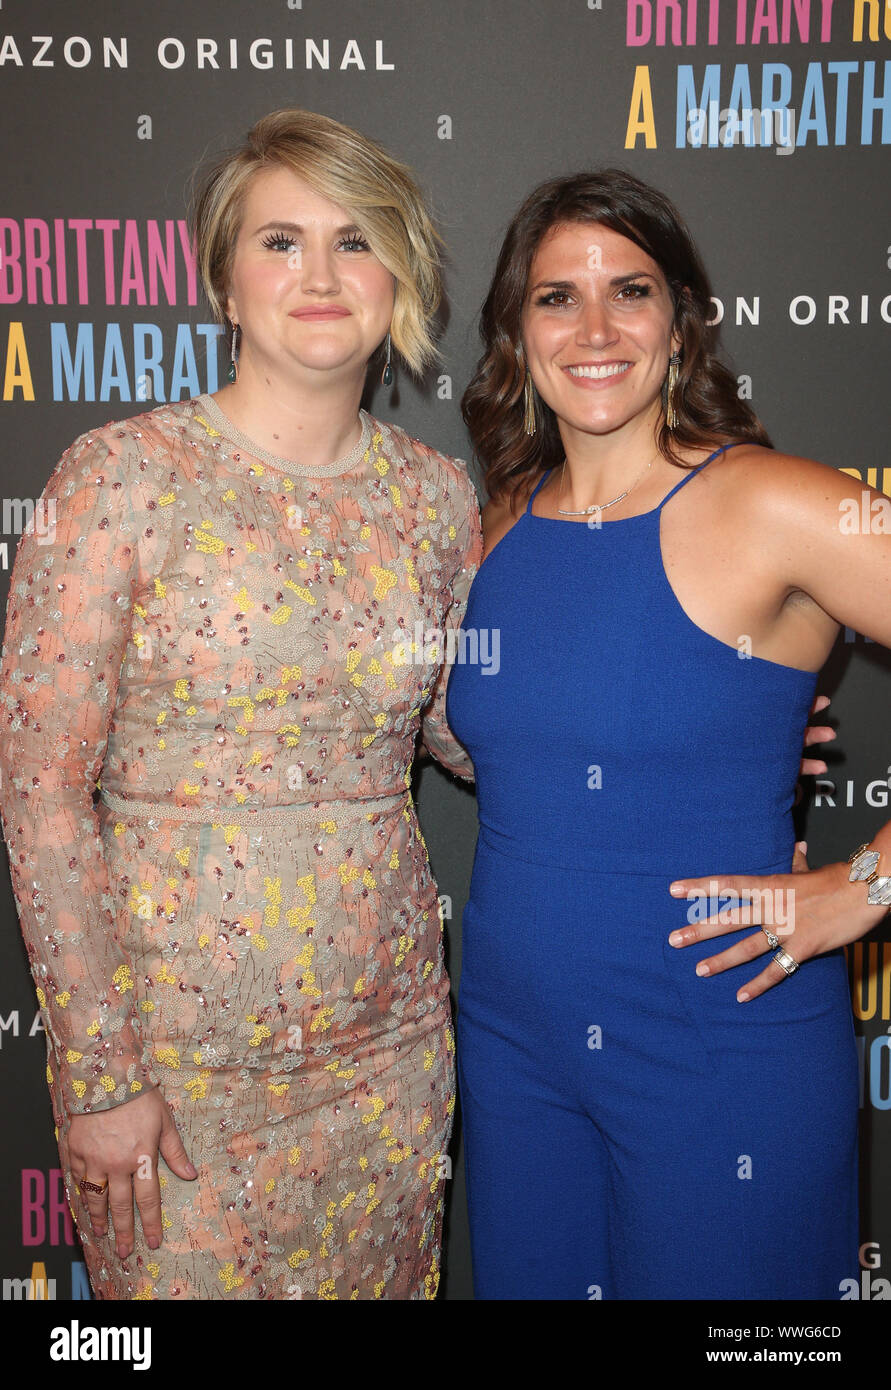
xmin=190 ymin=108 xmax=443 ymax=376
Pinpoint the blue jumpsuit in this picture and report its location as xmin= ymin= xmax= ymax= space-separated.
xmin=445 ymin=445 xmax=859 ymax=1300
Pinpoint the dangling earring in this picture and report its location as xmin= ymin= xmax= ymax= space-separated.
xmin=228 ymin=320 xmax=240 ymax=384
xmin=523 ymin=374 xmax=536 ymax=435
xmin=665 ymin=351 xmax=681 ymax=430
xmin=381 ymin=331 xmax=393 ymax=387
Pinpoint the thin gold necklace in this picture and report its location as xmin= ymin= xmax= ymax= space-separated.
xmin=557 ymin=453 xmax=655 ymax=516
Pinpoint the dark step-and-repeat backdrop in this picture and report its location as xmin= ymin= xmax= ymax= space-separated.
xmin=0 ymin=0 xmax=888 ymax=1310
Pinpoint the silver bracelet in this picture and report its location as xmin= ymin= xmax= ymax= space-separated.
xmin=847 ymin=842 xmax=891 ymax=908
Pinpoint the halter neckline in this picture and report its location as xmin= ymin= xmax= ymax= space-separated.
xmin=524 ymin=441 xmax=748 ymax=524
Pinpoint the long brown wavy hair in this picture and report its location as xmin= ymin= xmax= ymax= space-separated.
xmin=461 ymin=168 xmax=772 ymax=508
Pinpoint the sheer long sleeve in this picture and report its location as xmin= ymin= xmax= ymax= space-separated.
xmin=418 ymin=458 xmax=483 ymax=782
xmin=0 ymin=427 xmax=162 ymax=1115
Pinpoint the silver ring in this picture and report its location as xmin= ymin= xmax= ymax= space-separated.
xmin=761 ymin=928 xmax=780 ymax=950
xmin=772 ymin=948 xmax=799 ymax=976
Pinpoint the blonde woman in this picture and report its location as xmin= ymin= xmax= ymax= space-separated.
xmin=0 ymin=109 xmax=480 ymax=1300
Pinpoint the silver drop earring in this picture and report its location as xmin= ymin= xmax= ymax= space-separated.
xmin=381 ymin=331 xmax=393 ymax=387
xmin=228 ymin=320 xmax=240 ymax=384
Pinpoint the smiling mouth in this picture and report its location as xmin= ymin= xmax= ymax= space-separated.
xmin=565 ymin=362 xmax=632 ymax=379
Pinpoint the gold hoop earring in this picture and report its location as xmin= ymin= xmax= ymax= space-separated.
xmin=523 ymin=374 xmax=537 ymax=435
xmin=665 ymin=351 xmax=681 ymax=430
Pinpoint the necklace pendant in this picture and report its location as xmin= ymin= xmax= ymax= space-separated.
xmin=558 ymin=455 xmax=653 ymax=518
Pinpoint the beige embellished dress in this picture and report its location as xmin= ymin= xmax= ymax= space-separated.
xmin=0 ymin=394 xmax=481 ymax=1299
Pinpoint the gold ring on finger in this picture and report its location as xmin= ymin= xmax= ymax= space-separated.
xmin=78 ymin=1176 xmax=109 ymax=1195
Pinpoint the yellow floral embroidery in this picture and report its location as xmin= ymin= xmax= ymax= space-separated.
xmin=219 ymin=1263 xmax=245 ymax=1292
xmin=154 ymin=1047 xmax=181 ymax=1069
xmin=370 ymin=566 xmax=397 ymax=600
xmin=195 ymin=524 xmax=225 ymax=555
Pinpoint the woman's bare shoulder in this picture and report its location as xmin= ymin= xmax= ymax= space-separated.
xmin=700 ymin=442 xmax=855 ymax=507
xmin=481 ymin=476 xmax=541 ymax=556
xmin=696 ymin=442 xmax=876 ymax=553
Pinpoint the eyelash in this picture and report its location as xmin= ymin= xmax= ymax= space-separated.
xmin=259 ymin=231 xmax=371 ymax=253
xmin=536 ymin=282 xmax=652 ymax=306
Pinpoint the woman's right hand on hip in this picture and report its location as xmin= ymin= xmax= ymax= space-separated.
xmin=67 ymin=1087 xmax=198 ymax=1260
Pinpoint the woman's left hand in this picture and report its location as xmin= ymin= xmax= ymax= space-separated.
xmin=667 ymin=842 xmax=889 ymax=1002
